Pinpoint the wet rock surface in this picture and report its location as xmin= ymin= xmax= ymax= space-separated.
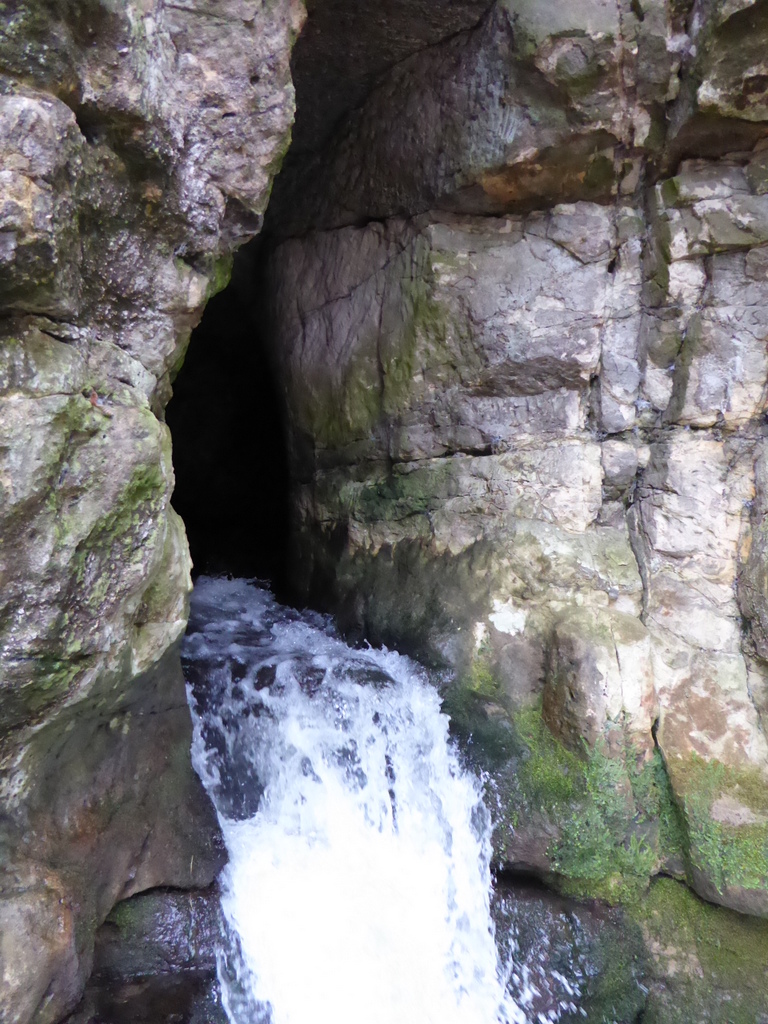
xmin=65 ymin=886 xmax=226 ymax=1024
xmin=267 ymin=0 xmax=768 ymax=923
xmin=491 ymin=875 xmax=768 ymax=1023
xmin=0 ymin=648 xmax=226 ymax=1024
xmin=0 ymin=2 xmax=300 ymax=1021
xmin=66 ymin=974 xmax=226 ymax=1024
xmin=5 ymin=0 xmax=768 ymax=1019
xmin=492 ymin=879 xmax=649 ymax=1023
xmin=92 ymin=887 xmax=222 ymax=980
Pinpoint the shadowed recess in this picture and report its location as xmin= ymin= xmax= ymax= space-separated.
xmin=166 ymin=242 xmax=291 ymax=590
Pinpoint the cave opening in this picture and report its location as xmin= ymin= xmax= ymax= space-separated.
xmin=164 ymin=0 xmax=499 ymax=602
xmin=165 ymin=240 xmax=292 ymax=594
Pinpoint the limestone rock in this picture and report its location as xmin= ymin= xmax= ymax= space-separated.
xmin=643 ymin=161 xmax=768 ymax=427
xmin=286 ymin=0 xmax=491 ymax=157
xmin=631 ymin=431 xmax=768 ymax=915
xmin=269 ymin=203 xmax=645 ymax=669
xmin=0 ymin=869 xmax=82 ymax=1024
xmin=739 ymin=442 xmax=768 ymax=667
xmin=0 ymin=650 xmax=225 ymax=1024
xmin=6 ymin=0 xmax=768 ymax=1008
xmin=668 ymin=0 xmax=768 ymax=157
xmin=270 ymin=0 xmax=680 ymax=234
xmin=0 ymin=3 xmax=302 ymax=1021
xmin=67 ymin=975 xmax=226 ymax=1024
xmin=0 ymin=0 xmax=302 ymax=725
xmin=492 ymin=880 xmax=649 ymax=1022
xmin=269 ymin=200 xmax=642 ymax=458
xmin=69 ymin=884 xmax=225 ymax=1022
xmin=0 ymin=94 xmax=82 ymax=316
xmin=635 ymin=876 xmax=768 ymax=1022
xmin=271 ymin=171 xmax=768 ymax=914
xmin=543 ymin=606 xmax=657 ymax=759
xmin=496 ymin=874 xmax=768 ymax=1022
xmin=601 ymin=439 xmax=642 ymax=502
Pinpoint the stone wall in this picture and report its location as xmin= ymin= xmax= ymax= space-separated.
xmin=268 ymin=0 xmax=768 ymax=918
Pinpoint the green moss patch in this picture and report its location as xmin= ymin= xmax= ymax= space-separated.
xmin=673 ymin=754 xmax=768 ymax=895
xmin=513 ymin=703 xmax=581 ymax=809
xmin=349 ymin=462 xmax=451 ymax=525
xmin=448 ymin=685 xmax=686 ymax=904
xmin=441 ymin=682 xmax=517 ymax=771
xmin=502 ymin=705 xmax=685 ymax=902
xmin=636 ymin=877 xmax=768 ymax=1023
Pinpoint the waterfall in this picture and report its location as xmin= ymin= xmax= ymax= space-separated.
xmin=183 ymin=577 xmax=526 ymax=1024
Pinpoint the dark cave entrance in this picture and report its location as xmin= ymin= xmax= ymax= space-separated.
xmin=165 ymin=0 xmax=495 ymax=598
xmin=166 ymin=241 xmax=292 ymax=591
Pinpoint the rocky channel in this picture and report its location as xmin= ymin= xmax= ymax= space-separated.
xmin=2 ymin=1 xmax=768 ymax=1022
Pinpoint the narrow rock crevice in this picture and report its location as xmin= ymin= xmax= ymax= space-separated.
xmin=166 ymin=241 xmax=292 ymax=591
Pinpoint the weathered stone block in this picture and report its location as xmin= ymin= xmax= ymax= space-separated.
xmin=543 ymin=606 xmax=657 ymax=758
xmin=0 ymin=94 xmax=82 ymax=317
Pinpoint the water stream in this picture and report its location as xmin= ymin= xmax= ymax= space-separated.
xmin=182 ymin=577 xmax=528 ymax=1024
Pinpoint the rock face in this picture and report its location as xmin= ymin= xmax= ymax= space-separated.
xmin=6 ymin=0 xmax=768 ymax=1019
xmin=270 ymin=0 xmax=682 ymax=234
xmin=493 ymin=880 xmax=650 ymax=1023
xmin=267 ymin=0 xmax=768 ymax=919
xmin=67 ymin=886 xmax=226 ymax=1023
xmin=636 ymin=876 xmax=768 ymax=1023
xmin=0 ymin=3 xmax=302 ymax=1022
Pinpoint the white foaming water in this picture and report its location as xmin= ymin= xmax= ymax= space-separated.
xmin=183 ymin=577 xmax=526 ymax=1024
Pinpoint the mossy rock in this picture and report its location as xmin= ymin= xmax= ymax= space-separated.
xmin=635 ymin=877 xmax=768 ymax=1023
xmin=668 ymin=753 xmax=768 ymax=916
xmin=493 ymin=882 xmax=649 ymax=1023
xmin=445 ymin=689 xmax=686 ymax=904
